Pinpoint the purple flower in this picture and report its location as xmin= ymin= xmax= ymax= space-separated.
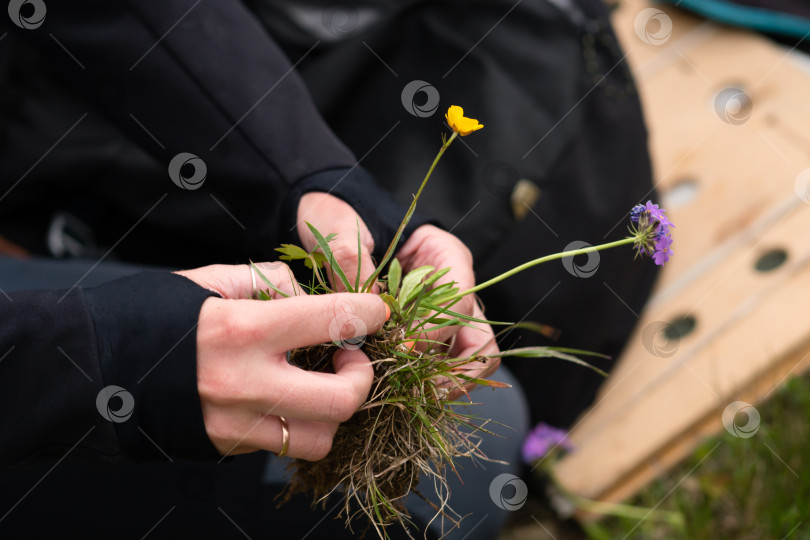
xmin=643 ymin=200 xmax=672 ymax=228
xmin=522 ymin=423 xmax=573 ymax=464
xmin=629 ymin=201 xmax=674 ymax=266
xmin=653 ymin=227 xmax=674 ymax=265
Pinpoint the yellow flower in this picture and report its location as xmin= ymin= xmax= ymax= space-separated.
xmin=445 ymin=105 xmax=483 ymax=136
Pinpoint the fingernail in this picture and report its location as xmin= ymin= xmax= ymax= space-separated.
xmin=384 ymin=303 xmax=391 ymax=321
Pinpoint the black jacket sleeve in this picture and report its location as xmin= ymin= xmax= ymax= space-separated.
xmin=3 ymin=0 xmax=427 ymax=260
xmin=0 ymin=272 xmax=221 ymax=468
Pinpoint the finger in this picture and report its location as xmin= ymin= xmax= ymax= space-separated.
xmin=395 ymin=225 xmax=476 ymax=348
xmin=251 ymin=261 xmax=304 ymax=299
xmin=247 ymin=348 xmax=374 ymax=423
xmin=324 ymin=235 xmax=376 ymax=293
xmin=213 ymin=410 xmax=340 ymax=461
xmin=175 ymin=262 xmax=301 ymax=300
xmin=297 ymin=192 xmax=377 ymax=292
xmin=241 ymin=292 xmax=388 ymax=352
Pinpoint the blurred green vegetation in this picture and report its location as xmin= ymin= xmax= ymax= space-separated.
xmin=588 ymin=371 xmax=810 ymax=540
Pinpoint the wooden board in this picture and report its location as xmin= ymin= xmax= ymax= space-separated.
xmin=553 ymin=0 xmax=810 ymax=511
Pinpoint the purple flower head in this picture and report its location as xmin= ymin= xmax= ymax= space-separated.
xmin=629 ymin=201 xmax=674 ymax=266
xmin=522 ymin=423 xmax=574 ymax=464
xmin=629 ymin=204 xmax=645 ymax=223
xmin=643 ymin=201 xmax=672 ymax=228
xmin=653 ymin=226 xmax=674 ymax=265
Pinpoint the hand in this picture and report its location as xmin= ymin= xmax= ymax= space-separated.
xmin=297 ymin=192 xmax=499 ymax=396
xmin=396 ymin=225 xmax=500 ymax=397
xmin=297 ymin=192 xmax=376 ymax=291
xmin=175 ymin=263 xmax=388 ymax=459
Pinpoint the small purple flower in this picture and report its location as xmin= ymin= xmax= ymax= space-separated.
xmin=653 ymin=227 xmax=674 ymax=265
xmin=629 ymin=201 xmax=674 ymax=266
xmin=522 ymin=423 xmax=574 ymax=464
xmin=643 ymin=200 xmax=672 ymax=228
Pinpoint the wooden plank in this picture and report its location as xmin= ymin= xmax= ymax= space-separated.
xmin=553 ymin=0 xmax=810 ymax=510
xmin=610 ymin=0 xmax=707 ymax=72
xmin=572 ymin=6 xmax=810 ymax=429
xmin=638 ymin=32 xmax=810 ymax=284
xmin=557 ymin=203 xmax=810 ymax=500
xmin=578 ymin=341 xmax=810 ymax=514
xmin=584 ymin=197 xmax=807 ymax=431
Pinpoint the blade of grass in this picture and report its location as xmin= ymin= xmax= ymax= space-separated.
xmin=419 ymin=303 xmax=511 ymax=325
xmin=484 ymin=347 xmax=609 ymax=376
xmin=355 ymin=217 xmax=362 ymax=292
xmin=306 ymin=221 xmax=355 ymax=292
xmin=249 ymin=260 xmax=290 ymax=298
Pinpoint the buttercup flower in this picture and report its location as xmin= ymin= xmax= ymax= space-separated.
xmin=445 ymin=105 xmax=483 ymax=136
xmin=522 ymin=422 xmax=573 ymax=464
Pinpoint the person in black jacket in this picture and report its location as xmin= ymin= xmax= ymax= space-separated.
xmin=0 ymin=1 xmax=520 ymax=538
xmin=0 ymin=0 xmax=501 ymax=464
xmin=0 ymin=0 xmax=657 ymax=538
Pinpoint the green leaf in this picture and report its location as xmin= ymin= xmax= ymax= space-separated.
xmin=420 ymin=282 xmax=460 ymax=306
xmin=486 ymin=346 xmax=609 ymax=376
xmin=275 ymin=244 xmax=327 ymax=270
xmin=455 ymin=376 xmax=512 ymax=389
xmin=405 ymin=284 xmax=428 ymax=331
xmin=406 ymin=318 xmax=476 ymax=336
xmin=397 ymin=265 xmax=434 ymax=307
xmin=387 ymin=258 xmax=402 ymax=298
xmin=276 ymin=244 xmax=309 ymax=261
xmin=306 ymin=252 xmax=328 ymax=270
xmin=423 ymin=267 xmax=450 ymax=287
xmin=419 ymin=303 xmax=512 ymax=325
xmin=505 ymin=321 xmax=561 ymax=340
xmin=255 ymin=289 xmax=273 ymax=300
xmin=306 ymin=222 xmax=354 ymax=292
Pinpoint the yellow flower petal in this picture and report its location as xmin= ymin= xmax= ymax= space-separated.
xmin=446 ymin=105 xmax=483 ymax=136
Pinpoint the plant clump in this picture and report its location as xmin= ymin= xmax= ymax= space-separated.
xmin=251 ymin=104 xmax=673 ymax=539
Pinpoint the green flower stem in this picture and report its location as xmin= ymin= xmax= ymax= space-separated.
xmin=448 ymin=237 xmax=636 ymax=302
xmin=419 ymin=131 xmax=458 ymax=200
xmin=571 ymin=493 xmax=684 ymax=526
xmin=542 ymin=467 xmax=684 ymax=527
xmin=362 ymin=131 xmax=458 ymax=292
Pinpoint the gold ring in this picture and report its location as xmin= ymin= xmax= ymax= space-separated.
xmin=276 ymin=415 xmax=290 ymax=458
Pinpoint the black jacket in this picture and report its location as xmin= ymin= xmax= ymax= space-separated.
xmin=0 ymin=272 xmax=220 ymax=466
xmin=0 ymin=0 xmax=659 ymax=537
xmin=0 ymin=0 xmax=427 ymax=468
xmin=0 ymin=0 xmax=660 ymax=461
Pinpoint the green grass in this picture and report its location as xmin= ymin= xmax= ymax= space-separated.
xmin=587 ymin=371 xmax=810 ymax=540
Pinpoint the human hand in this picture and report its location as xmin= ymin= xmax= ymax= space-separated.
xmin=395 ymin=225 xmax=500 ymax=397
xmin=296 ymin=195 xmax=499 ymax=395
xmin=175 ymin=263 xmax=388 ymax=459
xmin=297 ymin=192 xmax=376 ymax=291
